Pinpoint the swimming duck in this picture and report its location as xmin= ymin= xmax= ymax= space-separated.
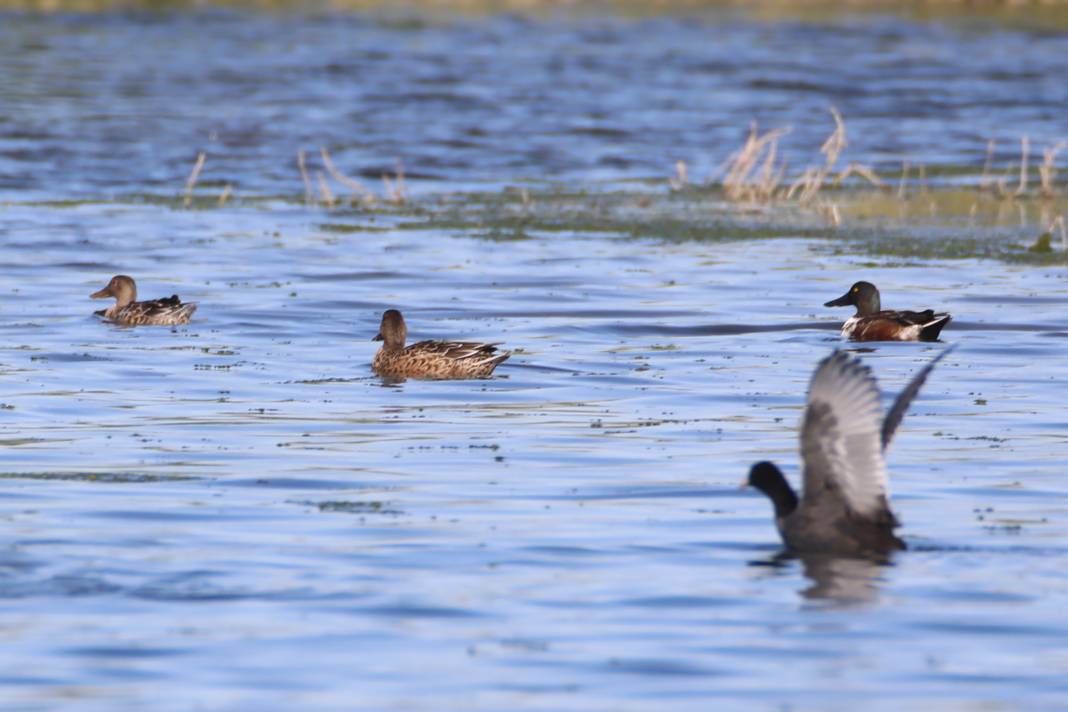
xmin=372 ymin=309 xmax=510 ymax=380
xmin=90 ymin=275 xmax=197 ymax=326
xmin=824 ymin=281 xmax=950 ymax=342
xmin=746 ymin=347 xmax=953 ymax=556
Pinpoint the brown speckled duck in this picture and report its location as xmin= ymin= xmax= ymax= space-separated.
xmin=824 ymin=281 xmax=950 ymax=342
xmin=90 ymin=275 xmax=197 ymax=326
xmin=372 ymin=309 xmax=509 ymax=380
xmin=746 ymin=347 xmax=953 ymax=557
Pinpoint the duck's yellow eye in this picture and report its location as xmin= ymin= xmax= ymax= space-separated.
xmin=852 ymin=287 xmax=859 ymax=293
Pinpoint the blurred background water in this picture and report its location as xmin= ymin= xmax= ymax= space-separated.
xmin=4 ymin=10 xmax=1068 ymax=198
xmin=2 ymin=7 xmax=1068 ymax=711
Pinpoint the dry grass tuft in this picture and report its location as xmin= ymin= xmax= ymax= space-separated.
xmin=820 ymin=106 xmax=847 ymax=169
xmin=316 ymin=170 xmax=335 ymax=208
xmin=1040 ymin=141 xmax=1068 ymax=198
xmin=381 ymin=161 xmax=408 ymax=205
xmin=184 ymin=151 xmax=207 ymax=208
xmin=715 ymin=107 xmax=881 ymax=215
xmin=297 ymin=150 xmax=313 ymax=204
xmin=982 ymin=135 xmax=1066 ymax=201
xmin=981 ymin=138 xmax=996 ymax=191
xmin=668 ymin=160 xmax=688 ymax=191
xmin=1052 ymin=215 xmax=1067 ymax=249
xmin=321 ymin=147 xmax=377 ymax=206
xmin=699 ymin=108 xmax=1066 ymax=231
xmin=292 ymin=147 xmax=409 ymax=208
xmin=719 ymin=121 xmax=790 ymax=204
xmin=834 ymin=162 xmax=885 ymax=190
xmin=1016 ymin=135 xmax=1030 ymax=196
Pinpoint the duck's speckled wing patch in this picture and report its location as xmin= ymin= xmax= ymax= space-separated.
xmin=107 ymin=296 xmax=197 ymax=326
xmin=377 ymin=339 xmax=509 ymax=379
xmin=407 ymin=340 xmax=505 ymax=365
xmin=800 ymin=350 xmax=887 ymax=517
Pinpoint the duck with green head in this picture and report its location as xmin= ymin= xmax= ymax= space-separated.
xmin=824 ymin=280 xmax=950 ymax=342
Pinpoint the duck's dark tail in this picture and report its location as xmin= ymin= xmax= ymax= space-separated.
xmin=485 ymin=350 xmax=511 ymax=373
xmin=920 ymin=314 xmax=951 ymax=341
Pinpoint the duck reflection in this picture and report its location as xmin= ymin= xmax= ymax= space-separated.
xmin=750 ymin=551 xmax=894 ymax=605
xmin=798 ymin=554 xmax=892 ymax=603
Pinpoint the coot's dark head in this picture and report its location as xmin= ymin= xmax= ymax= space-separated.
xmin=747 ymin=461 xmax=799 ymax=520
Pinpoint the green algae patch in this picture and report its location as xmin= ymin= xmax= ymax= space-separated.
xmin=7 ymin=181 xmax=1067 ymax=264
xmin=0 ymin=471 xmax=198 ymax=483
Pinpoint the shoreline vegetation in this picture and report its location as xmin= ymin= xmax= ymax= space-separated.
xmin=5 ymin=0 xmax=1068 ymax=23
xmin=5 ymin=110 xmax=1067 ymax=264
xmin=153 ymin=108 xmax=1068 ymax=263
xmin=670 ymin=108 xmax=1068 ymax=236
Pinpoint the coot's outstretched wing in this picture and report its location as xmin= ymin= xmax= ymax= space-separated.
xmin=881 ymin=346 xmax=955 ymax=450
xmin=800 ymin=351 xmax=887 ymax=517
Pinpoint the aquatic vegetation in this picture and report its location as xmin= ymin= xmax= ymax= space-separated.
xmin=146 ymin=103 xmax=1068 ymax=266
xmin=0 ymin=471 xmax=196 ymax=482
xmin=673 ymin=109 xmax=1068 ymax=240
xmin=8 ymin=0 xmax=1068 ymax=27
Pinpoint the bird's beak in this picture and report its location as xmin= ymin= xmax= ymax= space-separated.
xmin=823 ymin=290 xmax=851 ymax=307
xmin=738 ymin=479 xmax=750 ymax=490
xmin=372 ymin=333 xmax=383 ymax=342
xmin=90 ymin=286 xmax=111 ymax=299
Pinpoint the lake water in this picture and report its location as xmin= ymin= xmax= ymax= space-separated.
xmin=2 ymin=8 xmax=1068 ymax=711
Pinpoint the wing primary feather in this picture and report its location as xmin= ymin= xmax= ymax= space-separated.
xmin=881 ymin=345 xmax=956 ymax=450
xmin=801 ymin=350 xmax=886 ymax=516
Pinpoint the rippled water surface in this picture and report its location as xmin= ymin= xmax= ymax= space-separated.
xmin=2 ymin=9 xmax=1068 ymax=711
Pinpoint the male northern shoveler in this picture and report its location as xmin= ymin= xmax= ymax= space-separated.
xmin=745 ymin=347 xmax=953 ymax=556
xmin=824 ymin=281 xmax=950 ymax=342
xmin=371 ymin=309 xmax=510 ymax=380
xmin=90 ymin=275 xmax=197 ymax=326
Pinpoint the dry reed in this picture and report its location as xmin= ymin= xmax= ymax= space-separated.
xmin=1053 ymin=215 xmax=1067 ymax=249
xmin=718 ymin=107 xmax=882 ymax=213
xmin=705 ymin=110 xmax=1065 ymax=228
xmin=184 ymin=151 xmax=206 ymax=208
xmin=1016 ymin=135 xmax=1030 ymax=196
xmin=1039 ymin=141 xmax=1067 ymax=198
xmin=719 ymin=122 xmax=790 ymax=203
xmin=669 ymin=159 xmax=688 ymax=191
xmin=789 ymin=107 xmax=853 ymax=204
xmin=320 ymin=146 xmax=377 ymax=206
xmin=316 ymin=170 xmax=335 ymax=208
xmin=297 ymin=150 xmax=312 ymax=204
xmin=382 ymin=161 xmax=408 ymax=205
xmin=981 ymin=138 xmax=995 ymax=190
xmin=834 ymin=162 xmax=885 ymax=189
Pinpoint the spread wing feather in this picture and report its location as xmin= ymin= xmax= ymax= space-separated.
xmin=881 ymin=346 xmax=955 ymax=449
xmin=800 ymin=351 xmax=887 ymax=516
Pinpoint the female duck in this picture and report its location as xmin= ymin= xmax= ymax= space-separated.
xmin=372 ymin=309 xmax=509 ymax=380
xmin=824 ymin=281 xmax=950 ymax=342
xmin=746 ymin=347 xmax=952 ymax=556
xmin=91 ymin=275 xmax=197 ymax=326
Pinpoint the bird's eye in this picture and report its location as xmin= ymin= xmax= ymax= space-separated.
xmin=852 ymin=287 xmax=859 ymax=293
